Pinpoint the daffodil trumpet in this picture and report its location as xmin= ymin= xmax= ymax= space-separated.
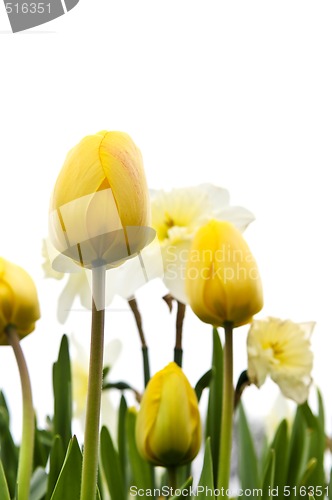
xmin=80 ymin=265 xmax=106 ymax=500
xmin=5 ymin=325 xmax=34 ymax=500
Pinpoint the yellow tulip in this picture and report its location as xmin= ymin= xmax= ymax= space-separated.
xmin=49 ymin=131 xmax=154 ymax=270
xmin=135 ymin=362 xmax=201 ymax=466
xmin=0 ymin=258 xmax=40 ymax=344
xmin=185 ymin=220 xmax=263 ymax=327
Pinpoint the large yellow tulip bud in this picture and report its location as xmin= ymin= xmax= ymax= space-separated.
xmin=49 ymin=131 xmax=154 ymax=270
xmin=135 ymin=362 xmax=201 ymax=467
xmin=185 ymin=220 xmax=263 ymax=327
xmin=0 ymin=258 xmax=40 ymax=344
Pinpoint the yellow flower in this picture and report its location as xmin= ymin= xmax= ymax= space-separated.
xmin=185 ymin=220 xmax=263 ymax=327
xmin=0 ymin=258 xmax=40 ymax=344
xmin=247 ymin=317 xmax=314 ymax=404
xmin=49 ymin=131 xmax=154 ymax=270
xmin=135 ymin=362 xmax=201 ymax=467
xmin=151 ymin=184 xmax=255 ymax=303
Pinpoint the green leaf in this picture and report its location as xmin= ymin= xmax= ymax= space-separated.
xmin=30 ymin=467 xmax=48 ymax=500
xmin=117 ymin=396 xmax=128 ymax=485
xmin=126 ymin=408 xmax=154 ymax=491
xmin=169 ymin=476 xmax=193 ymax=500
xmin=195 ymin=370 xmax=212 ymax=402
xmin=52 ymin=335 xmax=72 ymax=448
xmin=0 ymin=392 xmax=18 ymax=498
xmin=50 ymin=436 xmax=82 ymax=500
xmin=196 ymin=438 xmax=215 ymax=499
xmin=261 ymin=449 xmax=275 ymax=500
xmin=46 ymin=435 xmax=65 ymax=500
xmin=205 ymin=327 xmax=223 ymax=484
xmin=237 ymin=402 xmax=259 ymax=491
xmin=100 ymin=426 xmax=126 ymax=500
xmin=0 ymin=460 xmax=11 ymax=500
xmin=286 ymin=405 xmax=308 ymax=488
xmin=269 ymin=419 xmax=289 ymax=490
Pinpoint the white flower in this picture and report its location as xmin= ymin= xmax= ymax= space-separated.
xmin=71 ymin=335 xmax=122 ymax=438
xmin=151 ymin=184 xmax=255 ymax=303
xmin=42 ymin=238 xmax=163 ymax=323
xmin=247 ymin=317 xmax=315 ymax=404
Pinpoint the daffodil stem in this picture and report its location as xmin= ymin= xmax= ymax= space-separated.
xmin=80 ymin=265 xmax=106 ymax=500
xmin=217 ymin=323 xmax=234 ymax=497
xmin=5 ymin=325 xmax=34 ymax=500
xmin=174 ymin=301 xmax=186 ymax=367
xmin=128 ymin=298 xmax=151 ymax=386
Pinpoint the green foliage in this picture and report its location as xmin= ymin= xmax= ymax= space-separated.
xmin=205 ymin=327 xmax=223 ymax=484
xmin=196 ymin=438 xmax=215 ymax=499
xmin=52 ymin=335 xmax=72 ymax=449
xmin=100 ymin=426 xmax=126 ymax=500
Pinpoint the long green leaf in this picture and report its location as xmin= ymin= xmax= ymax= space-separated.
xmin=46 ymin=435 xmax=65 ymax=500
xmin=50 ymin=436 xmax=82 ymax=500
xmin=0 ymin=392 xmax=18 ymax=497
xmin=237 ymin=402 xmax=259 ymax=491
xmin=169 ymin=476 xmax=193 ymax=500
xmin=52 ymin=335 xmax=72 ymax=448
xmin=206 ymin=327 xmax=223 ymax=484
xmin=30 ymin=467 xmax=48 ymax=500
xmin=196 ymin=438 xmax=215 ymax=500
xmin=261 ymin=449 xmax=275 ymax=500
xmin=0 ymin=460 xmax=10 ymax=500
xmin=118 ymin=396 xmax=128 ymax=485
xmin=269 ymin=419 xmax=288 ymax=490
xmin=100 ymin=426 xmax=126 ymax=500
xmin=126 ymin=408 xmax=154 ymax=492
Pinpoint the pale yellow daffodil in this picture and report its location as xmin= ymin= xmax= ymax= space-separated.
xmin=247 ymin=317 xmax=314 ymax=404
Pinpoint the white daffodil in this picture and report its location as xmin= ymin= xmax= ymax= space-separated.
xmin=70 ymin=334 xmax=122 ymax=438
xmin=150 ymin=184 xmax=255 ymax=303
xmin=247 ymin=317 xmax=315 ymax=404
xmin=42 ymin=238 xmax=164 ymax=323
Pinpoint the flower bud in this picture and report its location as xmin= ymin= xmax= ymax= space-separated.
xmin=185 ymin=220 xmax=263 ymax=327
xmin=49 ymin=131 xmax=154 ymax=271
xmin=0 ymin=258 xmax=40 ymax=344
xmin=135 ymin=362 xmax=201 ymax=467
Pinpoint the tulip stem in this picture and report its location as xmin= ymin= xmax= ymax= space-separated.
xmin=128 ymin=298 xmax=151 ymax=386
xmin=5 ymin=325 xmax=34 ymax=500
xmin=80 ymin=265 xmax=106 ymax=500
xmin=174 ymin=301 xmax=186 ymax=367
xmin=168 ymin=466 xmax=178 ymax=493
xmin=217 ymin=323 xmax=234 ymax=497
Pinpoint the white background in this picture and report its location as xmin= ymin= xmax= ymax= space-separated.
xmin=0 ymin=1 xmax=332 ymax=443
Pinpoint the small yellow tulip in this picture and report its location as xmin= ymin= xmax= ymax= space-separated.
xmin=49 ymin=131 xmax=154 ymax=270
xmin=0 ymin=258 xmax=40 ymax=344
xmin=185 ymin=220 xmax=263 ymax=327
xmin=135 ymin=362 xmax=201 ymax=467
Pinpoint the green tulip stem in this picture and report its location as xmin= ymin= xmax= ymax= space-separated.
xmin=217 ymin=323 xmax=234 ymax=497
xmin=174 ymin=301 xmax=186 ymax=367
xmin=5 ymin=325 xmax=34 ymax=500
xmin=128 ymin=297 xmax=151 ymax=386
xmin=80 ymin=265 xmax=106 ymax=500
xmin=167 ymin=466 xmax=178 ymax=494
